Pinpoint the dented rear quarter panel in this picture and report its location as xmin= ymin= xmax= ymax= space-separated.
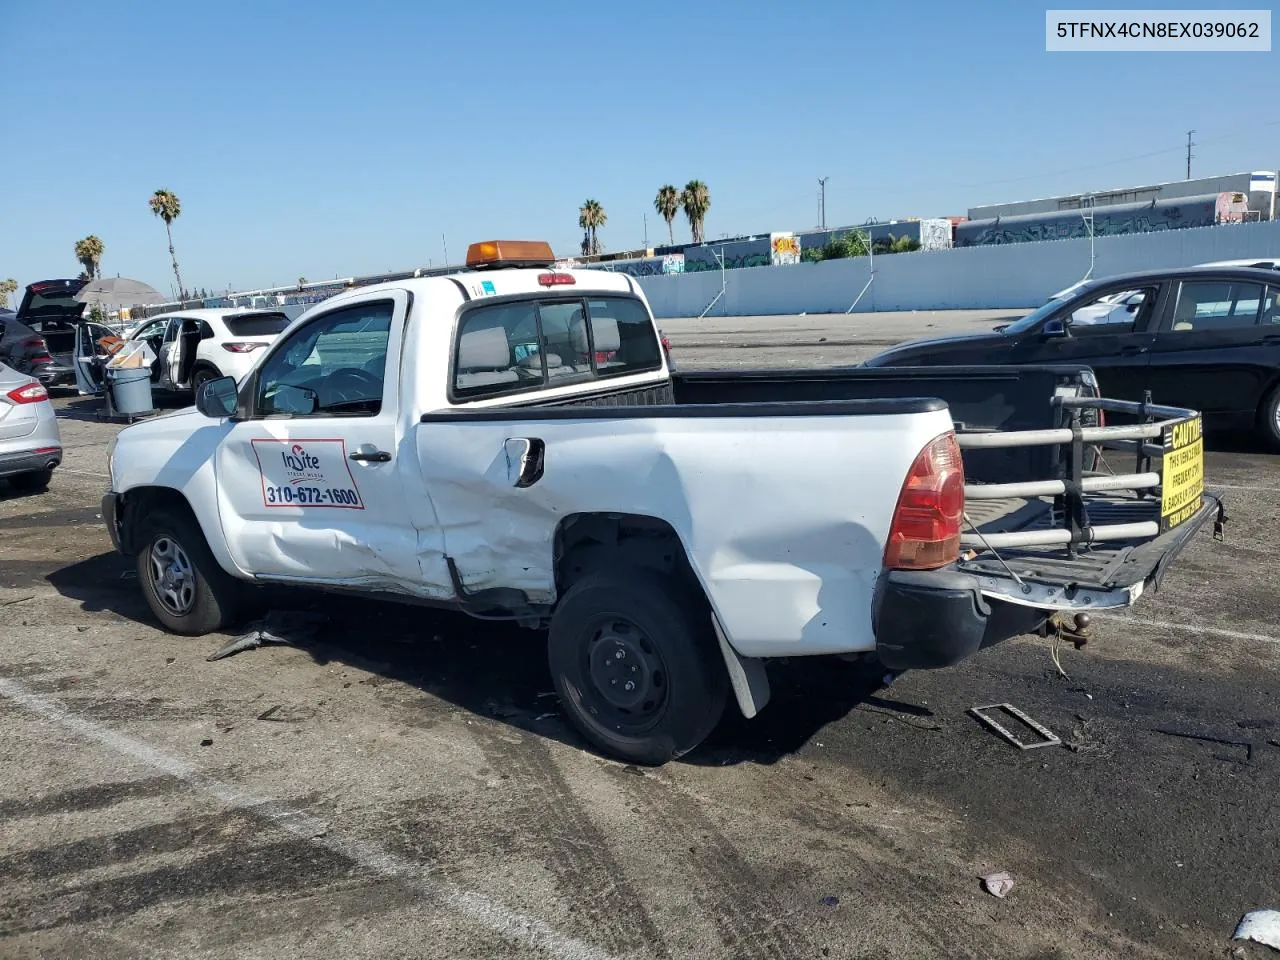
xmin=415 ymin=408 xmax=954 ymax=657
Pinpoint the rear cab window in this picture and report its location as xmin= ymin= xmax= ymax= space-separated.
xmin=451 ymin=294 xmax=663 ymax=401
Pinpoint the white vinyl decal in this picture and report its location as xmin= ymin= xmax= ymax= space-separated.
xmin=252 ymin=438 xmax=365 ymax=510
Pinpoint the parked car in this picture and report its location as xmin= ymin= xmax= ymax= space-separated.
xmin=102 ymin=239 xmax=1223 ymax=764
xmin=7 ymin=279 xmax=88 ymax=388
xmin=864 ymin=264 xmax=1280 ymax=447
xmin=0 ymin=362 xmax=63 ymax=489
xmin=73 ymin=308 xmax=293 ymax=397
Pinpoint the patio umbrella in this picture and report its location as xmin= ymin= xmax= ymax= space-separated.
xmin=74 ymin=276 xmax=167 ymax=308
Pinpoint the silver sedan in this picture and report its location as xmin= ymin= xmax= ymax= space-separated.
xmin=0 ymin=362 xmax=63 ymax=490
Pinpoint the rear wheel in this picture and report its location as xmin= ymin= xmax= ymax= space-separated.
xmin=6 ymin=469 xmax=51 ymax=491
xmin=135 ymin=508 xmax=243 ymax=635
xmin=548 ymin=568 xmax=727 ymax=765
xmin=190 ymin=366 xmax=219 ymax=392
xmin=1258 ymin=385 xmax=1280 ymax=451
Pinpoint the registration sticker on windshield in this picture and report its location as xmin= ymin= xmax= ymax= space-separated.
xmin=252 ymin=438 xmax=365 ymax=510
xmin=1159 ymin=416 xmax=1204 ymax=532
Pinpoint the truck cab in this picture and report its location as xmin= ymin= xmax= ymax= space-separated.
xmin=103 ymin=240 xmax=1224 ymax=765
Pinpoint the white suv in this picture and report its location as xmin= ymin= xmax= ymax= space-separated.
xmin=75 ymin=309 xmax=291 ymax=396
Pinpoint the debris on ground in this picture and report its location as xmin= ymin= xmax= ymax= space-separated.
xmin=1234 ymin=909 xmax=1280 ymax=950
xmin=206 ymin=610 xmax=327 ymax=662
xmin=200 ymin=738 xmax=213 ymax=747
xmin=980 ymin=872 xmax=1014 ymax=898
xmin=970 ymin=703 xmax=1061 ymax=750
xmin=0 ymin=595 xmax=33 ymax=606
xmin=819 ymin=895 xmax=839 ymax=908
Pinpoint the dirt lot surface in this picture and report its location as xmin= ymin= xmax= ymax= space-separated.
xmin=1 ymin=313 xmax=1277 ymax=960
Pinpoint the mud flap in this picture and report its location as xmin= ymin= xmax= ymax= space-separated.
xmin=711 ymin=612 xmax=770 ymax=719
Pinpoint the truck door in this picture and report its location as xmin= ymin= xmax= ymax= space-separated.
xmin=72 ymin=321 xmax=114 ymax=395
xmin=212 ymin=290 xmax=433 ymax=592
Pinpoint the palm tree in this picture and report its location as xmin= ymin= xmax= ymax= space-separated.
xmin=0 ymin=278 xmax=16 ymax=308
xmin=73 ymin=235 xmax=105 ymax=279
xmin=578 ymin=199 xmax=607 ymax=255
xmin=680 ymin=180 xmax=711 ymax=244
xmin=149 ymin=189 xmax=186 ymax=299
xmin=654 ymin=186 xmax=679 ymax=246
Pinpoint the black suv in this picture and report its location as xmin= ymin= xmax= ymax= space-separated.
xmin=0 ymin=279 xmax=88 ymax=387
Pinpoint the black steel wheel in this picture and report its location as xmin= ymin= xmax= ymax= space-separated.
xmin=549 ymin=567 xmax=727 ymax=765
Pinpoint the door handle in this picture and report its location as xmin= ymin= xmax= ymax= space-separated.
xmin=349 ymin=449 xmax=391 ymax=462
xmin=1119 ymin=345 xmax=1148 ymax=356
xmin=504 ymin=437 xmax=545 ymax=488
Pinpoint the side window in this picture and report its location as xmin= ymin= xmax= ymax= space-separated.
xmin=1066 ymin=287 xmax=1156 ymax=333
xmin=199 ymin=321 xmax=216 ymax=340
xmin=1170 ymin=281 xmax=1265 ymax=332
xmin=582 ymin=297 xmax=663 ymax=374
xmin=255 ymin=300 xmax=394 ymax=418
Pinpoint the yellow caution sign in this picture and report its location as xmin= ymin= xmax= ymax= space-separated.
xmin=1160 ymin=415 xmax=1204 ymax=532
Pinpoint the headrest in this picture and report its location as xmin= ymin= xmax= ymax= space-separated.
xmin=570 ymin=314 xmax=621 ymax=353
xmin=458 ymin=326 xmax=510 ymax=371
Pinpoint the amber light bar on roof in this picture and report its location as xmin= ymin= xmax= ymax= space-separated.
xmin=466 ymin=240 xmax=557 ymax=269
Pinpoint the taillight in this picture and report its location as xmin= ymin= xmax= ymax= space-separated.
xmin=6 ymin=383 xmax=49 ymax=405
xmin=22 ymin=336 xmax=47 ymax=351
xmin=883 ymin=431 xmax=964 ymax=571
xmin=222 ymin=342 xmax=267 ymax=353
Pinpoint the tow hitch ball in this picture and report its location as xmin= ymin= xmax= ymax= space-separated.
xmin=1037 ymin=612 xmax=1093 ymax=648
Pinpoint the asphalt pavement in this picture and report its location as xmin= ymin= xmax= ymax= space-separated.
xmin=1 ymin=312 xmax=1277 ymax=960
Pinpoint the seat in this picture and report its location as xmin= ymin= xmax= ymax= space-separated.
xmin=571 ymin=314 xmax=623 ymax=368
xmin=455 ymin=326 xmax=517 ymax=389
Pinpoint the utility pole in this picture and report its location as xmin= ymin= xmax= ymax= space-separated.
xmin=818 ymin=177 xmax=830 ymax=229
xmin=442 ymin=233 xmax=449 ymax=266
xmin=644 ymin=212 xmax=649 ymax=249
xmin=1185 ymin=130 xmax=1195 ymax=180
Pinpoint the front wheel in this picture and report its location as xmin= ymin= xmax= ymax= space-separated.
xmin=136 ymin=508 xmax=243 ymax=635
xmin=548 ymin=568 xmax=728 ymax=765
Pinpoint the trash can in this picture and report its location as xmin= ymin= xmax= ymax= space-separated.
xmin=107 ymin=366 xmax=154 ymax=416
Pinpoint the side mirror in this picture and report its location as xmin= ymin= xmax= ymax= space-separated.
xmin=1042 ymin=318 xmax=1068 ymax=339
xmin=196 ymin=375 xmax=239 ymax=419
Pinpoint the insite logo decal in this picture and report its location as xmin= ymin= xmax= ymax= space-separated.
xmin=280 ymin=443 xmax=324 ymax=484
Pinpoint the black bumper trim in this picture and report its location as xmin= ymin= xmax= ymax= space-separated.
xmin=872 ymin=567 xmax=1046 ymax=671
xmin=102 ymin=492 xmax=124 ymax=554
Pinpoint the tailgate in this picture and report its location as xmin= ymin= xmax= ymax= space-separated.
xmin=955 ymin=393 xmax=1223 ymax=610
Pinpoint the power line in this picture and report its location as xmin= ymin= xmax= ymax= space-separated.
xmin=955 ymin=119 xmax=1280 ymax=190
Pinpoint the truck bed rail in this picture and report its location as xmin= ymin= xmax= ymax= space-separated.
xmin=956 ymin=391 xmax=1207 ymax=557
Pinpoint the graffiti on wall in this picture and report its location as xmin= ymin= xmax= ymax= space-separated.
xmin=770 ymin=233 xmax=801 ymax=265
xmin=954 ymin=194 xmax=1233 ymax=247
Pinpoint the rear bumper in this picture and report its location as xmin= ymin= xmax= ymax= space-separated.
xmin=33 ymin=362 xmax=75 ymax=387
xmin=0 ymin=446 xmax=62 ymax=478
xmin=872 ymin=567 xmax=1044 ymax=671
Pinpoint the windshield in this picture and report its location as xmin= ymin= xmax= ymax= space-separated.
xmin=1000 ymin=297 xmax=1071 ymax=335
xmin=225 ymin=312 xmax=290 ymax=337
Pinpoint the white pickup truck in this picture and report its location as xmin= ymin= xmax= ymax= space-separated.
xmin=103 ymin=240 xmax=1225 ymax=764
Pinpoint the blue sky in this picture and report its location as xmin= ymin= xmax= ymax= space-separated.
xmin=2 ymin=0 xmax=1277 ymax=299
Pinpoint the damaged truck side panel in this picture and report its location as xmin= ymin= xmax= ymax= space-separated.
xmin=415 ymin=407 xmax=952 ymax=657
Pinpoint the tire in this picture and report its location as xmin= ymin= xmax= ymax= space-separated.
xmin=1258 ymin=385 xmax=1280 ymax=451
xmin=7 ymin=469 xmax=51 ymax=491
xmin=135 ymin=507 xmax=243 ymax=635
xmin=191 ymin=366 xmax=219 ymax=392
xmin=548 ymin=567 xmax=728 ymax=765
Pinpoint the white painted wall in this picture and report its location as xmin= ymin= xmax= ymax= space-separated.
xmin=637 ymin=220 xmax=1280 ymax=317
